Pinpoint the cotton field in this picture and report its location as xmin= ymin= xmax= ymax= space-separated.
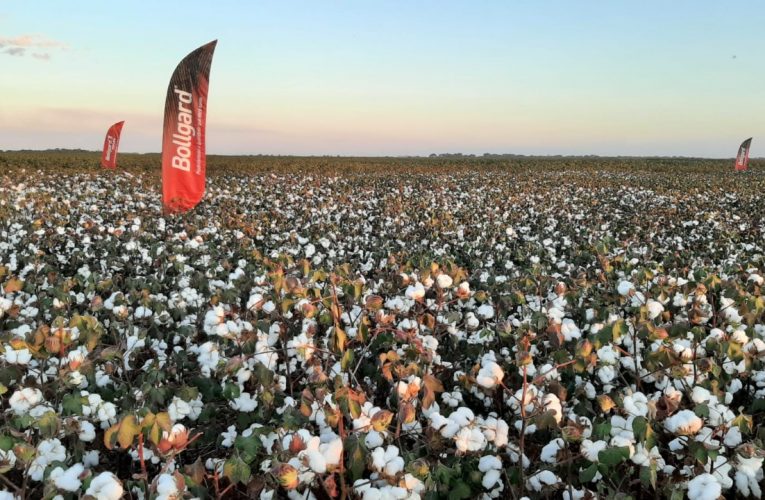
xmin=1 ymin=155 xmax=765 ymax=499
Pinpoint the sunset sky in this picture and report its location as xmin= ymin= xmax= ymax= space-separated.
xmin=1 ymin=1 xmax=764 ymax=157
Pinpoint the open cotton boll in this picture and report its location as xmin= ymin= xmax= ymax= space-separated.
xmin=477 ymin=303 xmax=494 ymax=320
xmin=2 ymin=345 xmax=32 ymax=365
xmin=436 ymin=274 xmax=453 ymax=288
xmin=405 ymin=283 xmax=425 ymax=300
xmin=581 ymin=439 xmax=607 ymax=462
xmin=527 ymin=470 xmax=560 ymax=492
xmin=156 ymin=473 xmax=181 ymax=500
xmin=540 ymin=438 xmax=564 ymax=463
xmin=664 ymin=410 xmax=703 ymax=435
xmin=687 ymin=473 xmax=722 ymax=500
xmin=9 ymin=387 xmax=44 ymax=415
xmin=85 ymin=472 xmax=123 ymax=500
xmin=482 ymin=469 xmax=501 ymax=490
xmin=735 ymin=456 xmax=764 ymax=498
xmin=560 ymin=318 xmax=581 ymax=341
xmin=371 ymin=446 xmax=404 ymax=476
xmin=623 ymin=392 xmax=649 ymax=417
xmin=51 ymin=463 xmax=84 ymax=492
xmin=476 ymin=360 xmax=504 ymax=389
xmin=542 ymin=394 xmax=562 ymax=423
xmin=617 ymin=281 xmax=634 ymax=296
xmin=645 ymin=299 xmax=664 ymax=319
xmin=319 ymin=437 xmax=343 ymax=468
xmin=455 ymin=427 xmax=487 ymax=453
xmin=478 ymin=455 xmax=503 ymax=472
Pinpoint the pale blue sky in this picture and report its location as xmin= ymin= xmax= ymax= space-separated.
xmin=1 ymin=1 xmax=763 ymax=156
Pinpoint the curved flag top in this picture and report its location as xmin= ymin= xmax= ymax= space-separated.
xmin=735 ymin=137 xmax=752 ymax=172
xmin=100 ymin=121 xmax=125 ymax=169
xmin=161 ymin=40 xmax=217 ymax=213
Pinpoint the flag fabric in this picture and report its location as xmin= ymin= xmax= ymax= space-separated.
xmin=735 ymin=137 xmax=752 ymax=171
xmin=100 ymin=121 xmax=124 ymax=169
xmin=161 ymin=40 xmax=217 ymax=213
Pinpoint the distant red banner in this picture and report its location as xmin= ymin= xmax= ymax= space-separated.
xmin=735 ymin=137 xmax=752 ymax=171
xmin=161 ymin=40 xmax=217 ymax=213
xmin=100 ymin=121 xmax=124 ymax=169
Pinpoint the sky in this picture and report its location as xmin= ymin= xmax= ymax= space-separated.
xmin=1 ymin=1 xmax=764 ymax=157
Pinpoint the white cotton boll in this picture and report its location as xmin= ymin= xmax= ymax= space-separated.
xmin=731 ymin=330 xmax=749 ymax=344
xmin=482 ymin=469 xmax=501 ymax=490
xmin=527 ymin=470 xmax=560 ymax=492
xmin=365 ymin=430 xmax=385 ymax=448
xmin=0 ymin=491 xmax=16 ymax=500
xmin=134 ymin=306 xmax=152 ymax=319
xmin=597 ymin=365 xmax=617 ymax=384
xmin=455 ymin=427 xmax=487 ymax=453
xmin=617 ymin=281 xmax=634 ymax=296
xmin=687 ymin=473 xmax=721 ymax=500
xmin=478 ymin=455 xmax=502 ymax=472
xmin=749 ymin=273 xmax=764 ymax=285
xmin=320 ymin=437 xmax=343 ymax=467
xmin=597 ymin=344 xmax=618 ymax=364
xmin=476 ymin=361 xmax=504 ymax=389
xmin=665 ymin=410 xmax=703 ymax=435
xmin=247 ymin=293 xmax=264 ymax=311
xmin=477 ymin=304 xmax=494 ymax=320
xmin=735 ymin=456 xmax=764 ymax=497
xmin=2 ymin=346 xmax=32 ymax=365
xmin=540 ymin=438 xmax=564 ymax=463
xmin=436 ymin=274 xmax=453 ymax=288
xmin=305 ymin=450 xmax=327 ymax=473
xmin=560 ymin=318 xmax=581 ymax=341
xmin=83 ymin=450 xmax=99 ymax=467
xmin=542 ymin=394 xmax=562 ymax=423
xmin=691 ymin=386 xmax=712 ymax=404
xmin=745 ymin=338 xmax=765 ymax=356
xmin=623 ymin=393 xmax=649 ymax=417
xmin=156 ymin=473 xmax=180 ymax=499
xmin=230 ymin=393 xmax=258 ymax=412
xmin=581 ymin=439 xmax=607 ymax=462
xmin=645 ymin=299 xmax=664 ymax=319
xmin=9 ymin=387 xmax=44 ymax=414
xmin=723 ymin=427 xmax=742 ymax=448
xmin=53 ymin=463 xmax=84 ymax=492
xmin=79 ymin=421 xmax=96 ymax=442
xmin=85 ymin=472 xmax=123 ymax=500
xmin=262 ymin=301 xmax=276 ymax=314
xmin=405 ymin=284 xmax=425 ymax=301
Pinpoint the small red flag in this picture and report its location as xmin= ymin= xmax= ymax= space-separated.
xmin=100 ymin=121 xmax=124 ymax=169
xmin=735 ymin=137 xmax=752 ymax=171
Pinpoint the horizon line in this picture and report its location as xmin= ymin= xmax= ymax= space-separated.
xmin=0 ymin=148 xmax=752 ymax=161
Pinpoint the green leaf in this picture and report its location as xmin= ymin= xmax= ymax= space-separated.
xmin=234 ymin=435 xmax=262 ymax=464
xmin=36 ymin=411 xmax=59 ymax=438
xmin=750 ymin=399 xmax=765 ymax=413
xmin=579 ymin=462 xmax=598 ymax=483
xmin=341 ymin=349 xmax=354 ymax=371
xmin=632 ymin=416 xmax=647 ymax=443
xmin=598 ymin=446 xmax=630 ymax=466
xmin=694 ymin=404 xmax=710 ymax=418
xmin=593 ymin=422 xmax=612 ymax=440
xmin=0 ymin=435 xmax=14 ymax=452
xmin=448 ymin=481 xmax=472 ymax=500
xmin=640 ymin=462 xmax=657 ymax=490
xmin=177 ymin=385 xmax=199 ymax=402
xmin=223 ymin=457 xmax=251 ymax=484
xmin=62 ymin=394 xmax=84 ymax=415
xmin=223 ymin=382 xmax=241 ymax=400
xmin=345 ymin=436 xmax=366 ymax=482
